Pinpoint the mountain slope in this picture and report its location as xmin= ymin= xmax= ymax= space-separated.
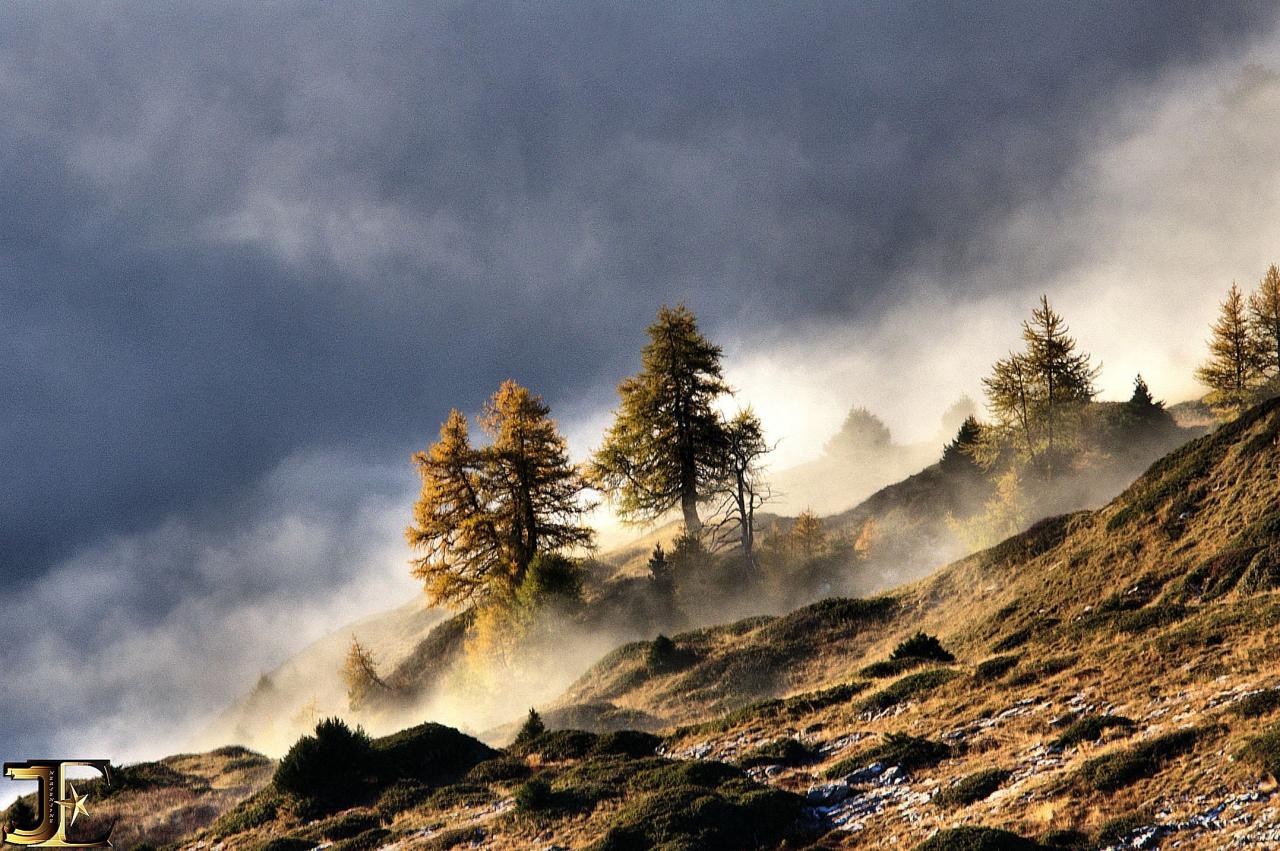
xmin=180 ymin=399 xmax=1280 ymax=850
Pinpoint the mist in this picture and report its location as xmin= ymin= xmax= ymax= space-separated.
xmin=4 ymin=3 xmax=1280 ymax=799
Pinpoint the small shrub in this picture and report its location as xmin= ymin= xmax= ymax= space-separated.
xmin=858 ymin=668 xmax=960 ymax=713
xmin=373 ymin=722 xmax=497 ymax=784
xmin=1074 ymin=727 xmax=1205 ymax=792
xmin=1040 ymin=828 xmax=1089 ymax=848
xmin=513 ymin=708 xmax=546 ymax=746
xmin=825 ymin=733 xmax=950 ymax=779
xmin=1235 ymin=688 xmax=1280 ymax=719
xmin=735 ymin=738 xmax=816 ymax=769
xmin=466 ymin=757 xmax=530 ymax=784
xmin=258 ymin=839 xmax=313 ymax=851
xmin=1239 ymin=722 xmax=1280 ymax=778
xmin=860 ymin=656 xmax=925 ymax=678
xmin=1093 ymin=810 xmax=1153 ymax=846
xmin=1007 ymin=655 xmax=1076 ymax=687
xmin=330 ymin=828 xmax=390 ymax=851
xmin=425 ymin=782 xmax=494 ymax=810
xmin=375 ymin=781 xmax=432 ymax=819
xmin=974 ymin=655 xmax=1020 ymax=682
xmin=592 ymin=730 xmax=661 ymax=758
xmin=992 ymin=627 xmax=1032 ymax=653
xmin=514 ymin=777 xmax=555 ymax=813
xmin=914 ymin=826 xmax=1042 ymax=850
xmin=1051 ymin=714 xmax=1135 ymax=749
xmin=933 ymin=768 xmax=1010 ymax=808
xmin=274 ymin=718 xmax=374 ymax=805
xmin=891 ymin=632 xmax=955 ymax=663
xmin=316 ymin=810 xmax=381 ymax=840
xmin=211 ymin=789 xmax=281 ymax=836
xmin=514 ymin=729 xmax=598 ymax=760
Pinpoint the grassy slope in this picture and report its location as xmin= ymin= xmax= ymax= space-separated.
xmin=158 ymin=400 xmax=1280 ymax=849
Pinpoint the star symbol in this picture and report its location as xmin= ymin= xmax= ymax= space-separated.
xmin=55 ymin=783 xmax=91 ymax=827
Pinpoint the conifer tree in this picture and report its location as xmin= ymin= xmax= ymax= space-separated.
xmin=591 ymin=305 xmax=730 ymax=532
xmin=1197 ymin=282 xmax=1266 ymax=417
xmin=940 ymin=415 xmax=983 ymax=472
xmin=981 ymin=295 xmax=1098 ymax=474
xmin=1250 ymin=264 xmax=1280 ymax=382
xmin=407 ymin=381 xmax=594 ymax=608
xmin=790 ymin=509 xmax=827 ymax=561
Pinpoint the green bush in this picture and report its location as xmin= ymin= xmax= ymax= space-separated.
xmin=892 ymin=632 xmax=955 ymax=663
xmin=316 ymin=810 xmax=381 ymax=840
xmin=860 ymin=657 xmax=925 ymax=678
xmin=1006 ymin=655 xmax=1076 ymax=687
xmin=974 ymin=655 xmax=1020 ymax=682
xmin=914 ymin=826 xmax=1042 ymax=850
xmin=466 ymin=757 xmax=531 ymax=784
xmin=825 ymin=733 xmax=950 ymax=779
xmin=375 ymin=781 xmax=432 ymax=819
xmin=1239 ymin=722 xmax=1280 ymax=778
xmin=592 ymin=730 xmax=662 ymax=758
xmin=992 ymin=627 xmax=1032 ymax=653
xmin=372 ymin=722 xmax=498 ymax=784
xmin=1051 ymin=714 xmax=1134 ymax=749
xmin=1074 ymin=727 xmax=1205 ymax=792
xmin=514 ymin=729 xmax=598 ymax=761
xmin=735 ymin=738 xmax=815 ymax=769
xmin=1039 ymin=828 xmax=1089 ymax=848
xmin=1235 ymin=688 xmax=1280 ymax=719
xmin=210 ymin=788 xmax=282 ymax=836
xmin=647 ymin=634 xmax=697 ymax=672
xmin=330 ymin=828 xmax=390 ymax=851
xmin=591 ymin=783 xmax=803 ymax=851
xmin=514 ymin=777 xmax=555 ymax=813
xmin=274 ymin=718 xmax=374 ymax=805
xmin=858 ymin=669 xmax=959 ymax=713
xmin=932 ymin=768 xmax=1010 ymax=808
xmin=257 ymin=839 xmax=313 ymax=851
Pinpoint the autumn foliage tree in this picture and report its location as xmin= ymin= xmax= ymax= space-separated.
xmin=1197 ymin=282 xmax=1267 ymax=417
xmin=343 ymin=635 xmax=388 ymax=712
xmin=981 ymin=295 xmax=1099 ymax=476
xmin=591 ymin=305 xmax=731 ymax=533
xmin=406 ymin=380 xmax=594 ymax=609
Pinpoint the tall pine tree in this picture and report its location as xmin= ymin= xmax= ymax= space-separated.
xmin=1197 ymin=282 xmax=1266 ymax=417
xmin=1250 ymin=264 xmax=1280 ymax=383
xmin=407 ymin=381 xmax=594 ymax=608
xmin=981 ymin=296 xmax=1098 ymax=475
xmin=591 ymin=305 xmax=730 ymax=532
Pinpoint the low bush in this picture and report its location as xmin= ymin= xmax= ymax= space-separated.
xmin=735 ymin=738 xmax=816 ymax=769
xmin=861 ymin=657 xmax=925 ymax=678
xmin=330 ymin=827 xmax=390 ymax=851
xmin=1239 ymin=722 xmax=1280 ymax=778
xmin=1006 ymin=655 xmax=1077 ymax=687
xmin=858 ymin=669 xmax=960 ymax=713
xmin=273 ymin=718 xmax=374 ymax=806
xmin=375 ymin=781 xmax=431 ymax=819
xmin=932 ymin=768 xmax=1010 ymax=808
xmin=209 ymin=789 xmax=282 ymax=837
xmin=591 ymin=783 xmax=803 ymax=850
xmin=258 ymin=839 xmax=313 ymax=851
xmin=647 ymin=634 xmax=697 ymax=672
xmin=1051 ymin=714 xmax=1135 ymax=749
xmin=973 ymin=655 xmax=1020 ymax=682
xmin=592 ymin=730 xmax=662 ymax=758
xmin=825 ymin=733 xmax=950 ymax=779
xmin=892 ymin=632 xmax=956 ymax=663
xmin=466 ymin=757 xmax=530 ymax=784
xmin=372 ymin=722 xmax=498 ymax=785
xmin=1074 ymin=727 xmax=1206 ymax=792
xmin=1235 ymin=688 xmax=1280 ymax=719
xmin=514 ymin=777 xmax=555 ymax=813
xmin=914 ymin=826 xmax=1042 ymax=850
xmin=514 ymin=729 xmax=598 ymax=761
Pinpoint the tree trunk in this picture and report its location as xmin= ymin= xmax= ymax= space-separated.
xmin=681 ymin=489 xmax=701 ymax=533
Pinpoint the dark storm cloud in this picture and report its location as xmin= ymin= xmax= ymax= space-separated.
xmin=0 ymin=0 xmax=1274 ymax=759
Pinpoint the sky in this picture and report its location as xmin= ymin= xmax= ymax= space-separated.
xmin=3 ymin=1 xmax=1280 ymax=770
